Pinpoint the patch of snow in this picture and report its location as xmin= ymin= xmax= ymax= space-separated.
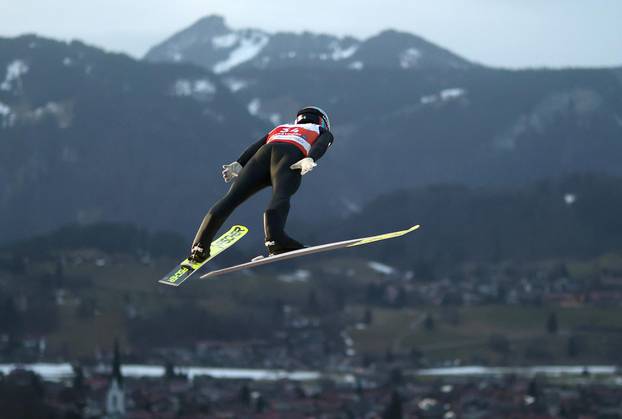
xmin=416 ymin=365 xmax=617 ymax=377
xmin=172 ymin=53 xmax=183 ymax=62
xmin=1 ymin=60 xmax=29 ymax=92
xmin=420 ymin=95 xmax=437 ymax=105
xmin=0 ymin=102 xmax=10 ymax=117
xmin=213 ymin=33 xmax=269 ymax=74
xmin=247 ymin=98 xmax=261 ymax=116
xmin=62 ymin=57 xmax=73 ymax=66
xmin=277 ymin=270 xmax=311 ymax=283
xmin=441 ymin=385 xmax=453 ymax=393
xmin=400 ymin=48 xmax=421 ymax=69
xmin=172 ymin=79 xmax=216 ymax=100
xmin=194 ymin=79 xmax=216 ymax=95
xmin=421 ymin=88 xmax=466 ymax=105
xmin=330 ymin=44 xmax=358 ymax=61
xmin=0 ymin=101 xmax=16 ymax=128
xmin=348 ymin=61 xmax=364 ymax=71
xmin=20 ymin=102 xmax=72 ymax=128
xmin=0 ymin=363 xmax=321 ymax=382
xmin=33 ymin=102 xmax=61 ymax=118
xmin=418 ymin=398 xmax=439 ymax=410
xmin=269 ymin=113 xmax=281 ymax=125
xmin=440 ymin=88 xmax=466 ymax=100
xmin=173 ymin=80 xmax=193 ymax=96
xmin=223 ymin=78 xmax=248 ymax=92
xmin=368 ymin=261 xmax=396 ymax=275
xmin=212 ymin=33 xmax=238 ymax=49
xmin=564 ymin=193 xmax=577 ymax=205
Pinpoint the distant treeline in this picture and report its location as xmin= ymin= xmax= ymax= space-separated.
xmin=330 ymin=173 xmax=622 ymax=270
xmin=4 ymin=173 xmax=622 ymax=270
xmin=2 ymin=223 xmax=187 ymax=258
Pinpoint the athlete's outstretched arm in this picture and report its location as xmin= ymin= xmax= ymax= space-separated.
xmin=237 ymin=135 xmax=268 ymax=167
xmin=308 ymin=129 xmax=334 ymax=161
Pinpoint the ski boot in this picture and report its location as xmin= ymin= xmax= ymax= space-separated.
xmin=266 ymin=237 xmax=305 ymax=256
xmin=188 ymin=243 xmax=209 ymax=263
xmin=263 ymin=209 xmax=305 ymax=256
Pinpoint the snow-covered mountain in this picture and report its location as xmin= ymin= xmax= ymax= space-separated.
xmin=3 ymin=30 xmax=622 ymax=244
xmin=144 ymin=15 xmax=473 ymax=73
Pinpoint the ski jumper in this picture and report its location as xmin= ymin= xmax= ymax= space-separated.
xmin=192 ymin=124 xmax=334 ymax=252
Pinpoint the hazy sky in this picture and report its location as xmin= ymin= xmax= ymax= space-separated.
xmin=1 ymin=0 xmax=620 ymax=68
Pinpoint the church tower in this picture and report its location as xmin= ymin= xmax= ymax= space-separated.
xmin=105 ymin=339 xmax=125 ymax=418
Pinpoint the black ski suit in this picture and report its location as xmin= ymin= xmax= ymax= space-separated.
xmin=191 ymin=126 xmax=334 ymax=252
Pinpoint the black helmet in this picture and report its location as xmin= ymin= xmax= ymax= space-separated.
xmin=295 ymin=106 xmax=331 ymax=130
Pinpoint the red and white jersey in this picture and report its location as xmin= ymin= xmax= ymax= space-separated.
xmin=265 ymin=124 xmax=321 ymax=156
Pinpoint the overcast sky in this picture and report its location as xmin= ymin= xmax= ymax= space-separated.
xmin=1 ymin=0 xmax=620 ymax=68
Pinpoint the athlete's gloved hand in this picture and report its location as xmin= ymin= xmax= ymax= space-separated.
xmin=222 ymin=161 xmax=242 ymax=183
xmin=290 ymin=157 xmax=317 ymax=176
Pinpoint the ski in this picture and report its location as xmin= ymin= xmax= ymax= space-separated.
xmin=200 ymin=224 xmax=420 ymax=280
xmin=158 ymin=225 xmax=248 ymax=287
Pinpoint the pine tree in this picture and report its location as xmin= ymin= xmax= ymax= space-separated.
xmin=72 ymin=364 xmax=85 ymax=392
xmin=239 ymin=384 xmax=251 ymax=406
xmin=111 ymin=338 xmax=123 ymax=386
xmin=164 ymin=360 xmax=175 ymax=379
xmin=382 ymin=391 xmax=403 ymax=419
xmin=255 ymin=395 xmax=267 ymax=413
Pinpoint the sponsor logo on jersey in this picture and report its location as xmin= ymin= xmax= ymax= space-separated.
xmin=266 ymin=124 xmax=321 ymax=155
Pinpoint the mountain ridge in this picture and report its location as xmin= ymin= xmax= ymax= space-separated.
xmin=144 ymin=15 xmax=474 ymax=73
